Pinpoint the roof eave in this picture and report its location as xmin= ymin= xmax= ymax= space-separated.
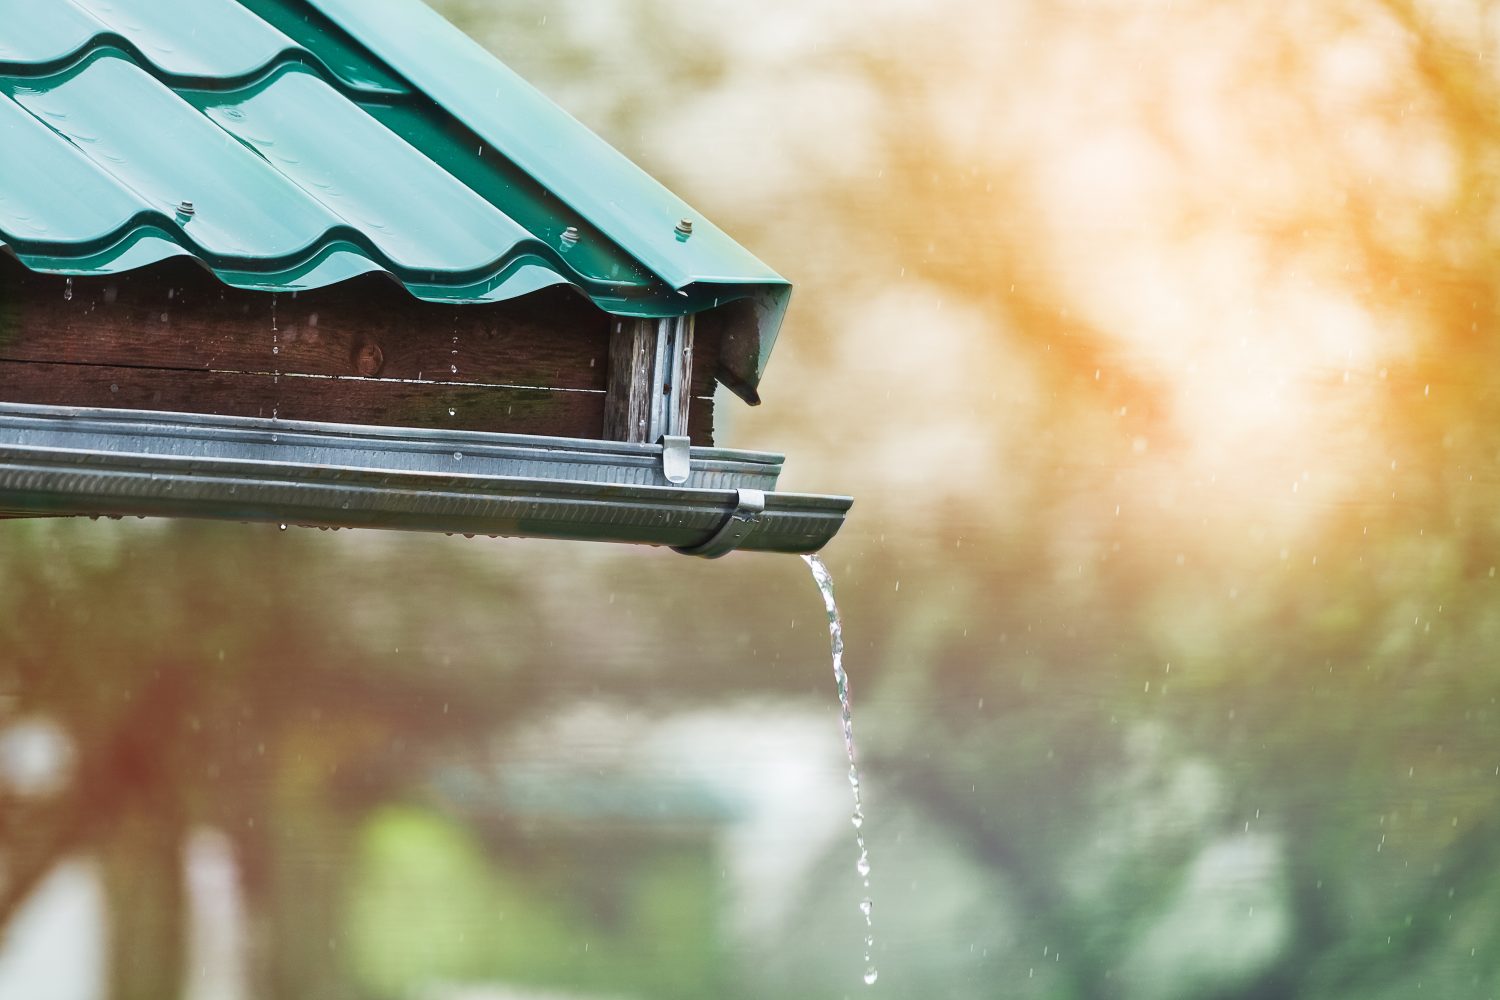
xmin=308 ymin=0 xmax=791 ymax=398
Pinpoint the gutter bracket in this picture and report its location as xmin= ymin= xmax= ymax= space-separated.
xmin=674 ymin=488 xmax=766 ymax=559
xmin=660 ymin=434 xmax=692 ymax=485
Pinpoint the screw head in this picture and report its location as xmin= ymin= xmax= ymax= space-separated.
xmin=560 ymin=225 xmax=581 ymax=244
xmin=674 ymin=218 xmax=694 ymax=237
xmin=176 ymin=201 xmax=196 ymax=217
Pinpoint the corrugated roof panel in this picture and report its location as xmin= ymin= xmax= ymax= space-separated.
xmin=234 ymin=0 xmax=414 ymax=94
xmin=0 ymin=0 xmax=791 ymax=398
xmin=0 ymin=92 xmax=148 ymax=242
xmin=306 ymin=0 xmax=786 ymax=293
xmin=362 ymin=101 xmax=654 ymax=292
xmin=5 ymin=53 xmax=345 ymax=259
xmin=0 ymin=0 xmax=102 ymax=66
xmin=196 ymin=66 xmax=536 ymax=273
xmin=68 ymin=0 xmax=297 ymax=80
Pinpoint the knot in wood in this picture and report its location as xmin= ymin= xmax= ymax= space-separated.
xmin=354 ymin=342 xmax=385 ymax=377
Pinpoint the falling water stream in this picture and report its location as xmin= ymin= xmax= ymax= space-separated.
xmin=802 ymin=553 xmax=878 ymax=987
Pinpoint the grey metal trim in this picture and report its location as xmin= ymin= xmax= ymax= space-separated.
xmin=0 ymin=403 xmax=851 ymax=554
xmin=636 ymin=315 xmax=694 ymax=444
xmin=652 ymin=314 xmax=693 ymax=441
xmin=0 ymin=403 xmax=781 ymax=490
xmin=660 ymin=434 xmax=692 ymax=485
xmin=673 ymin=488 xmax=766 ymax=558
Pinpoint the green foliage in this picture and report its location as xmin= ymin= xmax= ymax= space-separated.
xmin=347 ymin=806 xmax=727 ymax=1000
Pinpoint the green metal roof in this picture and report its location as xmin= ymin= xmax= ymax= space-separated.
xmin=0 ymin=0 xmax=789 ymax=399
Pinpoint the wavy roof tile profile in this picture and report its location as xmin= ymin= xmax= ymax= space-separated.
xmin=0 ymin=0 xmax=789 ymax=400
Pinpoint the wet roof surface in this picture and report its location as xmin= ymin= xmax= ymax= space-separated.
xmin=0 ymin=0 xmax=789 ymax=391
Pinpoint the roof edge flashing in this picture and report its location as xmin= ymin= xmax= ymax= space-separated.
xmin=304 ymin=0 xmax=790 ymax=296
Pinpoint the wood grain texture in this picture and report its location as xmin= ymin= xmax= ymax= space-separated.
xmin=603 ymin=315 xmax=711 ymax=445
xmin=603 ymin=317 xmax=654 ymax=443
xmin=668 ymin=315 xmax=695 ymax=438
xmin=0 ymin=257 xmax=717 ymax=443
xmin=0 ymin=259 xmax=609 ymax=388
xmin=689 ymin=306 xmax=723 ymax=398
xmin=0 ymin=360 xmax=607 ymax=437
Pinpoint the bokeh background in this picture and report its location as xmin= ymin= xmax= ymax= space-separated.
xmin=5 ymin=0 xmax=1500 ymax=997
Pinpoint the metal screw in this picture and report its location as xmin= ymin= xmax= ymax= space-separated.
xmin=675 ymin=218 xmax=694 ymax=237
xmin=560 ymin=226 xmax=580 ymax=244
xmin=176 ymin=201 xmax=196 ymax=217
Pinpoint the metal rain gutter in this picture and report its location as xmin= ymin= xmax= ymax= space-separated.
xmin=0 ymin=403 xmax=851 ymax=556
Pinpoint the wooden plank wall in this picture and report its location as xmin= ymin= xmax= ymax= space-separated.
xmin=0 ymin=257 xmax=718 ymax=444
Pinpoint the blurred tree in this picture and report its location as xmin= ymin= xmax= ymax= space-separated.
xmin=0 ymin=520 xmax=566 ymax=996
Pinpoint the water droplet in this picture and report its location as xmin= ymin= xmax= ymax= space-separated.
xmin=453 ymin=451 xmax=463 ymax=461
xmin=278 ymin=523 xmax=287 ymax=531
xmin=851 ymin=814 xmax=864 ymax=829
xmin=448 ymin=407 xmax=456 ymax=417
xmin=63 ymin=277 xmax=73 ymax=301
xmin=857 ymin=852 xmax=871 ymax=877
xmin=449 ymin=364 xmax=458 ymax=374
xmin=864 ymin=967 xmax=879 ymax=986
xmin=860 ymin=898 xmax=872 ymax=918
